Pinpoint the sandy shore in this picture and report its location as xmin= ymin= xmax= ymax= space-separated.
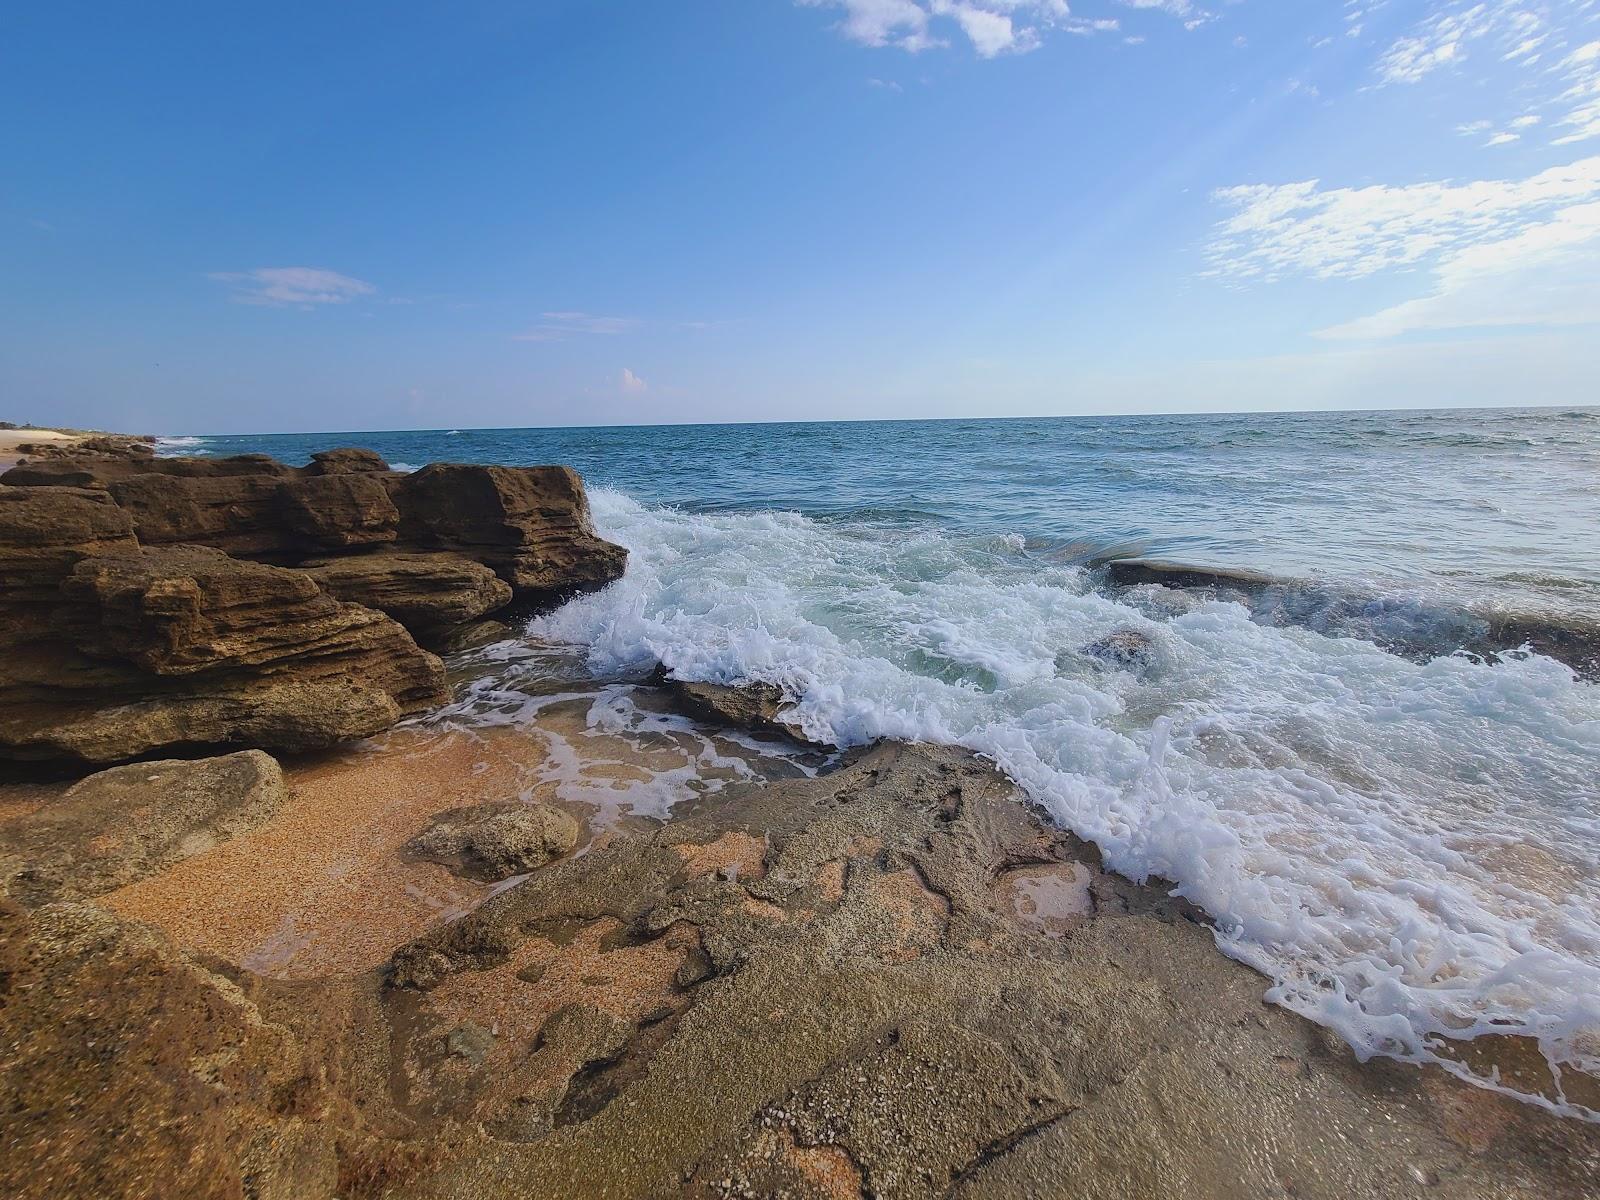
xmin=0 ymin=427 xmax=84 ymax=473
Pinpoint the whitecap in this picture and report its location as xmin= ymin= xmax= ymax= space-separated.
xmin=532 ymin=489 xmax=1600 ymax=1118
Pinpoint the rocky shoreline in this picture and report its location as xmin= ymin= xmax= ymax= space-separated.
xmin=2 ymin=437 xmax=1598 ymax=1198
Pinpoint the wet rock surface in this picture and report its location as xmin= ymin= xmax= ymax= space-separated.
xmin=0 ymin=443 xmax=625 ymax=764
xmin=1106 ymin=557 xmax=1600 ymax=678
xmin=2 ymin=740 xmax=1597 ymax=1198
xmin=0 ymin=750 xmax=286 ymax=906
xmin=662 ymin=676 xmax=817 ymax=745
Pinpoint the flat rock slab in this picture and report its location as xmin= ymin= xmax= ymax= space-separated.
xmin=0 ymin=749 xmax=285 ymax=906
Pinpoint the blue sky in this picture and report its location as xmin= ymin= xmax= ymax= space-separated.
xmin=2 ymin=0 xmax=1598 ymax=434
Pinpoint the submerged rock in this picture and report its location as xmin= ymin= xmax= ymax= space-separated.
xmin=0 ymin=750 xmax=285 ymax=906
xmin=1107 ymin=557 xmax=1600 ymax=679
xmin=1079 ymin=627 xmax=1156 ymax=671
xmin=406 ymin=801 xmax=579 ymax=881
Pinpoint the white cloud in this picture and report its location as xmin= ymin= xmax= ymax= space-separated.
xmin=513 ymin=312 xmax=637 ymax=342
xmin=1317 ymin=201 xmax=1600 ymax=339
xmin=1556 ymin=40 xmax=1600 ymax=145
xmin=209 ymin=267 xmax=375 ymax=307
xmin=1209 ymin=154 xmax=1600 ymax=341
xmin=619 ymin=368 xmax=648 ymax=394
xmin=797 ymin=0 xmax=1159 ymax=57
xmin=1208 ymin=156 xmax=1600 ymax=281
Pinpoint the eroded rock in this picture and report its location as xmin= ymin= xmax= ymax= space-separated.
xmin=394 ymin=463 xmax=627 ymax=600
xmin=406 ymin=801 xmax=580 ymax=881
xmin=0 ymin=447 xmax=626 ymax=763
xmin=0 ymin=546 xmax=445 ymax=763
xmin=0 ymin=750 xmax=286 ymax=906
xmin=302 ymin=552 xmax=513 ymax=640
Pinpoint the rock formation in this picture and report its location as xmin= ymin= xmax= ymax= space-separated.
xmin=0 ymin=442 xmax=627 ymax=764
xmin=0 ymin=750 xmax=286 ymax=905
xmin=406 ymin=801 xmax=580 ymax=881
xmin=4 ymin=742 xmax=1596 ymax=1199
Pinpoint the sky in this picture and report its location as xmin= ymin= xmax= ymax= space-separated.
xmin=2 ymin=0 xmax=1599 ymax=434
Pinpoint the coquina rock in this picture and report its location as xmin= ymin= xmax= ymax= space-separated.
xmin=0 ymin=750 xmax=286 ymax=906
xmin=0 ymin=485 xmax=138 ymax=644
xmin=394 ymin=463 xmax=628 ymax=599
xmin=302 ymin=551 xmax=514 ymax=641
xmin=0 ymin=443 xmax=627 ymax=764
xmin=0 ymin=545 xmax=447 ymax=764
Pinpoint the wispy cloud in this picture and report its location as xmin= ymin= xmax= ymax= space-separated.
xmin=1318 ymin=200 xmax=1600 ymax=339
xmin=1556 ymin=39 xmax=1600 ymax=144
xmin=796 ymin=0 xmax=1139 ymax=59
xmin=209 ymin=267 xmax=376 ymax=307
xmin=512 ymin=311 xmax=638 ymax=342
xmin=1208 ymin=156 xmax=1600 ymax=282
xmin=1208 ymin=156 xmax=1600 ymax=340
xmin=619 ymin=367 xmax=648 ymax=394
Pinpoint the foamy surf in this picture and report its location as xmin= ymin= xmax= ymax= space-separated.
xmin=533 ymin=488 xmax=1600 ymax=1118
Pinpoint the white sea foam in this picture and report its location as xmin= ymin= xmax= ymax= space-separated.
xmin=154 ymin=434 xmax=208 ymax=456
xmin=533 ymin=489 xmax=1600 ymax=1117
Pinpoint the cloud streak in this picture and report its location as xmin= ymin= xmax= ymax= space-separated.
xmin=513 ymin=312 xmax=638 ymax=342
xmin=209 ymin=267 xmax=376 ymax=307
xmin=796 ymin=0 xmax=1148 ymax=59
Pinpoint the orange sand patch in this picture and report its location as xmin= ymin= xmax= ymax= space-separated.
xmin=775 ymin=1131 xmax=864 ymax=1200
xmin=101 ymin=727 xmax=551 ymax=978
xmin=868 ymin=867 xmax=949 ymax=961
xmin=0 ymin=781 xmax=61 ymax=825
xmin=814 ymin=860 xmax=846 ymax=904
xmin=674 ymin=830 xmax=768 ymax=882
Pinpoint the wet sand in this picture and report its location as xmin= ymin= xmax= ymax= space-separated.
xmin=97 ymin=684 xmax=831 ymax=979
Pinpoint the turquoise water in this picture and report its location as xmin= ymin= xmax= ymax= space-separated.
xmin=164 ymin=407 xmax=1600 ymax=1115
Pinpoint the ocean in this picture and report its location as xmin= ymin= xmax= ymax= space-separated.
xmin=161 ymin=406 xmax=1600 ymax=1114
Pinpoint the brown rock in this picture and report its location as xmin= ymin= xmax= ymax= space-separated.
xmin=406 ymin=801 xmax=579 ymax=881
xmin=0 ymin=750 xmax=285 ymax=906
xmin=395 ymin=464 xmax=627 ymax=600
xmin=303 ymin=447 xmax=391 ymax=475
xmin=0 ymin=901 xmax=343 ymax=1200
xmin=276 ymin=472 xmax=400 ymax=552
xmin=664 ymin=676 xmax=819 ymax=744
xmin=302 ymin=551 xmax=513 ymax=638
xmin=106 ymin=471 xmax=300 ymax=558
xmin=0 ymin=485 xmax=137 ymax=645
xmin=0 ymin=546 xmax=445 ymax=763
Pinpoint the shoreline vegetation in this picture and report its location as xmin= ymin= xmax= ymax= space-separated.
xmin=2 ymin=431 xmax=1597 ymax=1198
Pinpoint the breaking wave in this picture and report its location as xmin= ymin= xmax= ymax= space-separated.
xmin=534 ymin=489 xmax=1600 ymax=1118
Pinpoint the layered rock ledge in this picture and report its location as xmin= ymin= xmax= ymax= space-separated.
xmin=0 ymin=443 xmax=626 ymax=765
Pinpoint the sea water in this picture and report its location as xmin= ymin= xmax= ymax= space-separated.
xmin=165 ymin=407 xmax=1600 ymax=1115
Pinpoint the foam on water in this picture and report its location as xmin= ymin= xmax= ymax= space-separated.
xmin=154 ymin=434 xmax=208 ymax=455
xmin=535 ymin=489 xmax=1600 ymax=1117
